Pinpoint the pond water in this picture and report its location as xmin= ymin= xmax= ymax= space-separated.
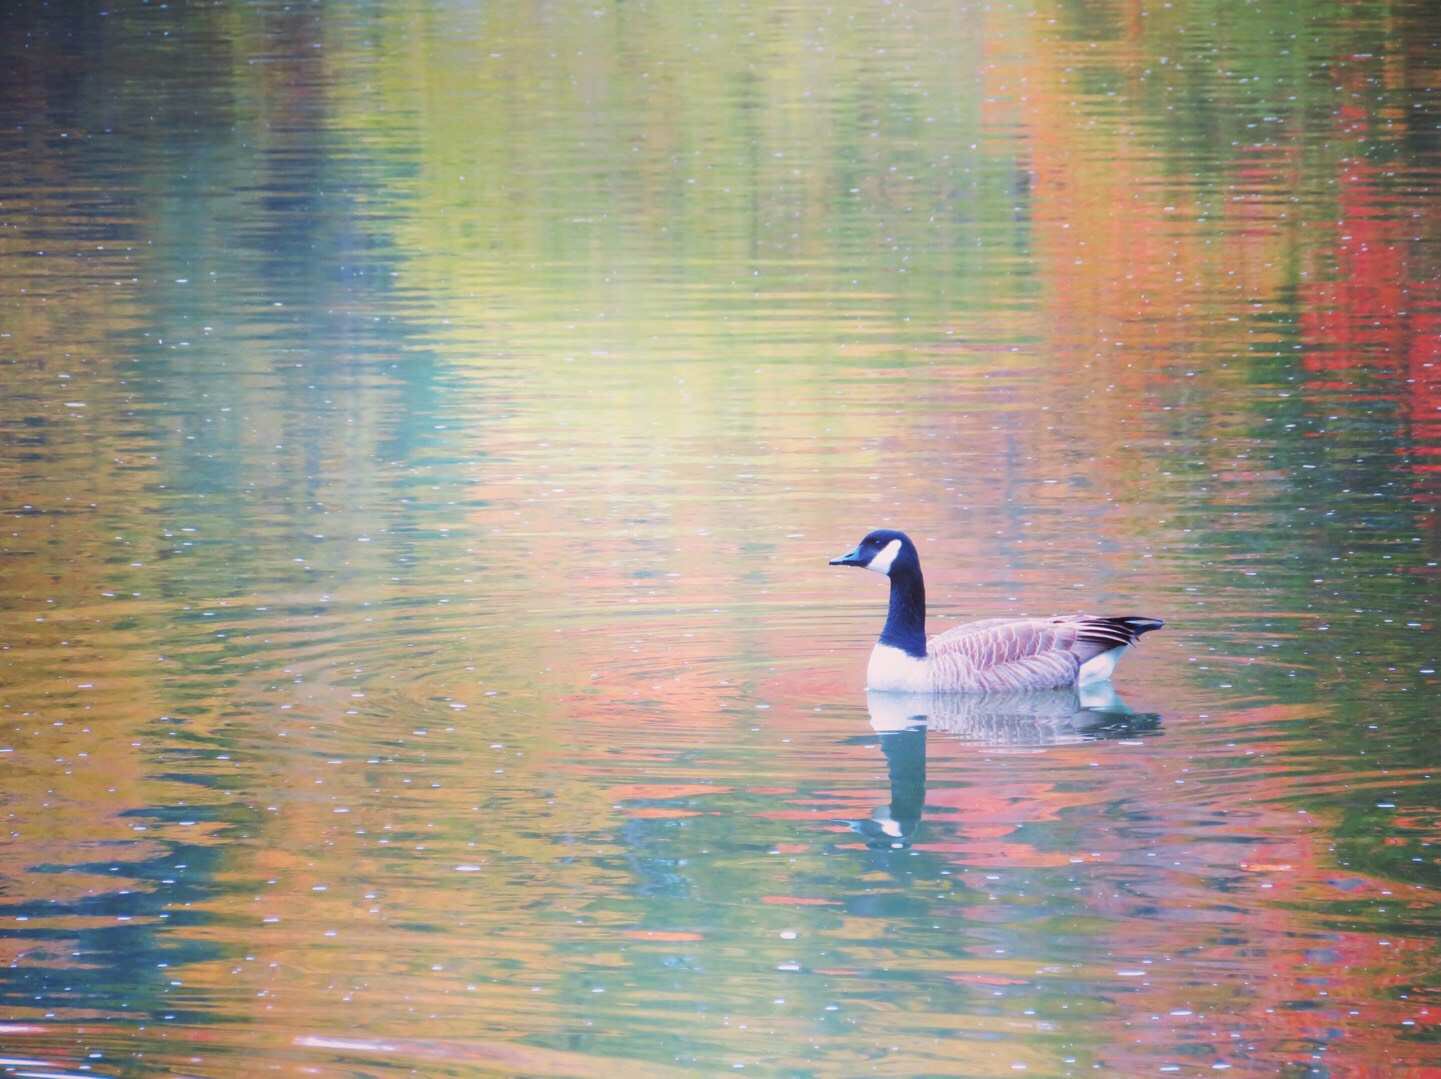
xmin=2 ymin=0 xmax=1440 ymax=1074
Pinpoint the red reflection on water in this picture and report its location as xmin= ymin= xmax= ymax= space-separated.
xmin=1298 ymin=61 xmax=1441 ymax=509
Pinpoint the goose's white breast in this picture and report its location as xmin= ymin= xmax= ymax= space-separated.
xmin=866 ymin=643 xmax=931 ymax=692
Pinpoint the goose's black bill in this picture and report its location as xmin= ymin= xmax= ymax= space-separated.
xmin=829 ymin=546 xmax=866 ymax=566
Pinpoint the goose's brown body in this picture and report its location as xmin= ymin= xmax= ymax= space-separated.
xmin=924 ymin=615 xmax=1157 ymax=692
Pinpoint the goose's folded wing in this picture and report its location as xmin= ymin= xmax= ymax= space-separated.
xmin=931 ymin=615 xmax=1156 ymax=664
xmin=925 ymin=618 xmax=1076 ymax=688
xmin=925 ymin=615 xmax=1161 ymax=691
xmin=930 ymin=618 xmax=1080 ymax=665
xmin=930 ymin=617 xmax=1027 ymax=636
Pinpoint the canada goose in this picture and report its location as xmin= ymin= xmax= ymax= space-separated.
xmin=830 ymin=529 xmax=1163 ymax=693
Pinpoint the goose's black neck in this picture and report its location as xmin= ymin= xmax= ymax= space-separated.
xmin=880 ymin=557 xmax=927 ymax=658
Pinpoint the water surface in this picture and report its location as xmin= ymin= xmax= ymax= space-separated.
xmin=2 ymin=0 xmax=1440 ymax=1074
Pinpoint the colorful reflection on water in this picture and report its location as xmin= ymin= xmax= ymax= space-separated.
xmin=2 ymin=0 xmax=1440 ymax=1074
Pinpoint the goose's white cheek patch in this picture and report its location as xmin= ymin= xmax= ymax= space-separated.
xmin=865 ymin=539 xmax=902 ymax=575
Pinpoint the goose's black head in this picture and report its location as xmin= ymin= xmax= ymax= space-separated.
xmin=828 ymin=529 xmax=919 ymax=577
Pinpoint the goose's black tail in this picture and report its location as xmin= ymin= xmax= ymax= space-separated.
xmin=1074 ymin=616 xmax=1165 ymax=648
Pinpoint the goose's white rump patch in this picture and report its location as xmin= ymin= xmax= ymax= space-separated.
xmin=866 ymin=539 xmax=903 ymax=575
xmin=1078 ymin=645 xmax=1128 ymax=686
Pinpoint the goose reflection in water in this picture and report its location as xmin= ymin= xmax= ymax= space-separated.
xmin=837 ymin=687 xmax=1161 ymax=851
